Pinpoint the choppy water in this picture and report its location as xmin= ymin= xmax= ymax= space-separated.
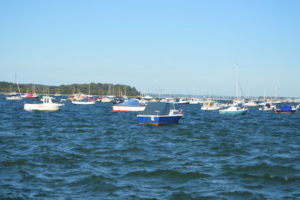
xmin=1 ymin=96 xmax=300 ymax=200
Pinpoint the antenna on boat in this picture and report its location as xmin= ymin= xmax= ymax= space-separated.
xmin=235 ymin=65 xmax=239 ymax=101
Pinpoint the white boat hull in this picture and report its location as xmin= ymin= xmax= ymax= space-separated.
xmin=72 ymin=101 xmax=95 ymax=105
xmin=219 ymin=106 xmax=248 ymax=115
xmin=24 ymin=103 xmax=61 ymax=111
xmin=6 ymin=96 xmax=22 ymax=100
xmin=201 ymin=107 xmax=222 ymax=111
xmin=113 ymin=105 xmax=145 ymax=112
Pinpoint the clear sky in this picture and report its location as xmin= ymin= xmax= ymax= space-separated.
xmin=0 ymin=0 xmax=299 ymax=97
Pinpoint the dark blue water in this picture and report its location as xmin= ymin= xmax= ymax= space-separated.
xmin=1 ymin=96 xmax=300 ymax=200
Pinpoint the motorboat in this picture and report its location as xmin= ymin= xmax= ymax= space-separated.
xmin=24 ymin=93 xmax=39 ymax=99
xmin=189 ymin=98 xmax=201 ymax=105
xmin=201 ymin=101 xmax=224 ymax=110
xmin=244 ymin=100 xmax=258 ymax=107
xmin=72 ymin=97 xmax=96 ymax=105
xmin=175 ymin=98 xmax=190 ymax=105
xmin=219 ymin=105 xmax=248 ymax=115
xmin=137 ymin=102 xmax=183 ymax=125
xmin=274 ymin=105 xmax=296 ymax=114
xmin=113 ymin=99 xmax=146 ymax=112
xmin=24 ymin=96 xmax=64 ymax=111
xmin=101 ymin=96 xmax=114 ymax=103
xmin=259 ymin=102 xmax=276 ymax=111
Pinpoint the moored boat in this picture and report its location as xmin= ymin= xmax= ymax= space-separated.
xmin=137 ymin=102 xmax=183 ymax=125
xmin=24 ymin=92 xmax=39 ymax=99
xmin=175 ymin=98 xmax=190 ymax=105
xmin=113 ymin=99 xmax=146 ymax=112
xmin=72 ymin=97 xmax=96 ymax=105
xmin=5 ymin=92 xmax=22 ymax=100
xmin=259 ymin=102 xmax=276 ymax=111
xmin=244 ymin=100 xmax=258 ymax=107
xmin=24 ymin=96 xmax=64 ymax=111
xmin=201 ymin=100 xmax=224 ymax=110
xmin=219 ymin=106 xmax=248 ymax=115
xmin=274 ymin=105 xmax=296 ymax=114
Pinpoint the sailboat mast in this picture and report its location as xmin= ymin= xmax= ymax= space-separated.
xmin=15 ymin=72 xmax=21 ymax=95
xmin=235 ymin=66 xmax=239 ymax=100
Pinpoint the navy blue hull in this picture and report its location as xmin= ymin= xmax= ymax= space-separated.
xmin=137 ymin=116 xmax=182 ymax=125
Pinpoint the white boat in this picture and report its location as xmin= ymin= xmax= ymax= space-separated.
xmin=5 ymin=73 xmax=22 ymax=100
xmin=219 ymin=106 xmax=248 ymax=115
xmin=72 ymin=98 xmax=96 ymax=105
xmin=6 ymin=92 xmax=22 ymax=100
xmin=24 ymin=96 xmax=64 ymax=111
xmin=113 ymin=99 xmax=146 ymax=112
xmin=175 ymin=98 xmax=190 ymax=105
xmin=189 ymin=98 xmax=201 ymax=104
xmin=259 ymin=102 xmax=276 ymax=111
xmin=243 ymin=100 xmax=258 ymax=107
xmin=201 ymin=101 xmax=224 ymax=110
xmin=160 ymin=98 xmax=176 ymax=103
xmin=219 ymin=66 xmax=247 ymax=115
xmin=101 ymin=96 xmax=114 ymax=103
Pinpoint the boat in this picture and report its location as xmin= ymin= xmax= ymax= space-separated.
xmin=24 ymin=96 xmax=64 ymax=111
xmin=274 ymin=105 xmax=296 ymax=114
xmin=175 ymin=98 xmax=190 ymax=105
xmin=137 ymin=102 xmax=183 ymax=125
xmin=189 ymin=98 xmax=201 ymax=105
xmin=113 ymin=99 xmax=146 ymax=112
xmin=6 ymin=92 xmax=22 ymax=100
xmin=72 ymin=97 xmax=96 ymax=105
xmin=68 ymin=92 xmax=87 ymax=101
xmin=259 ymin=102 xmax=276 ymax=111
xmin=160 ymin=98 xmax=176 ymax=103
xmin=24 ymin=92 xmax=39 ymax=99
xmin=244 ymin=100 xmax=258 ymax=107
xmin=219 ymin=105 xmax=248 ymax=115
xmin=5 ymin=73 xmax=22 ymax=100
xmin=219 ymin=66 xmax=248 ymax=115
xmin=101 ymin=96 xmax=114 ymax=103
xmin=201 ymin=100 xmax=224 ymax=110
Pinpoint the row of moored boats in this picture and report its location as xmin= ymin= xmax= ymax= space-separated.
xmin=3 ymin=93 xmax=299 ymax=125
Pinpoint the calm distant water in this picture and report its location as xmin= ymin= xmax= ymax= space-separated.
xmin=1 ymin=95 xmax=300 ymax=200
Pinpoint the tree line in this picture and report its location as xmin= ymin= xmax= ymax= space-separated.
xmin=0 ymin=82 xmax=140 ymax=96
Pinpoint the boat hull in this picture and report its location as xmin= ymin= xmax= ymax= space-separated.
xmin=113 ymin=106 xmax=145 ymax=112
xmin=137 ymin=115 xmax=182 ymax=125
xmin=219 ymin=110 xmax=247 ymax=115
xmin=72 ymin=101 xmax=95 ymax=105
xmin=6 ymin=96 xmax=22 ymax=100
xmin=24 ymin=104 xmax=61 ymax=111
xmin=274 ymin=110 xmax=296 ymax=114
xmin=201 ymin=107 xmax=221 ymax=111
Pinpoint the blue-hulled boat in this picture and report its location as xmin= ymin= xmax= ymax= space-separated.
xmin=275 ymin=105 xmax=296 ymax=114
xmin=137 ymin=102 xmax=183 ymax=125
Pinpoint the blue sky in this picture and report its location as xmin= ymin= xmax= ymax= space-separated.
xmin=0 ymin=0 xmax=299 ymax=97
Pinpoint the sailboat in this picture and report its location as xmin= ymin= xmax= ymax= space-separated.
xmin=219 ymin=66 xmax=248 ymax=115
xmin=72 ymin=84 xmax=96 ymax=105
xmin=5 ymin=73 xmax=22 ymax=100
